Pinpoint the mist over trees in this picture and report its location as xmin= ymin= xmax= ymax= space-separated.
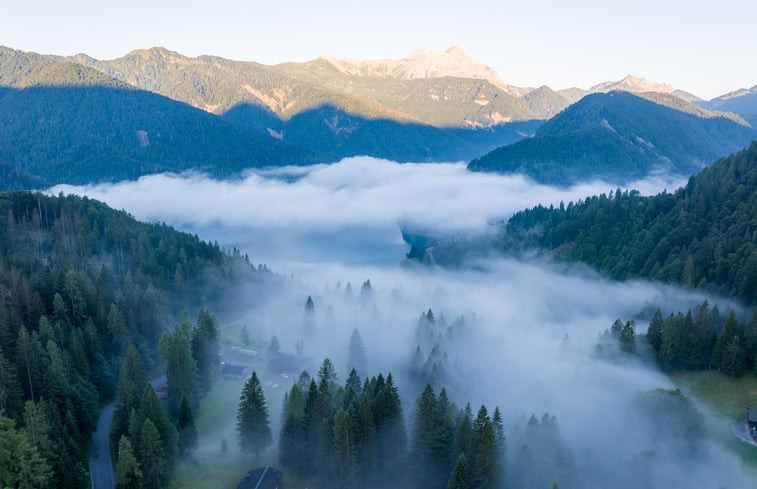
xmin=0 ymin=191 xmax=271 ymax=487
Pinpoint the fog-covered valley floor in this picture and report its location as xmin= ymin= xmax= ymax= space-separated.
xmin=53 ymin=158 xmax=755 ymax=488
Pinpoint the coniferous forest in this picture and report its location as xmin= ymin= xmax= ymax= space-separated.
xmin=0 ymin=191 xmax=268 ymax=488
xmin=502 ymin=142 xmax=757 ymax=304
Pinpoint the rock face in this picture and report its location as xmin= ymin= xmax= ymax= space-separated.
xmin=322 ymin=45 xmax=514 ymax=92
xmin=588 ymin=74 xmax=701 ymax=102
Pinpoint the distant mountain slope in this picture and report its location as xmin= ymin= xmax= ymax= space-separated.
xmin=75 ymin=46 xmax=538 ymax=129
xmin=588 ymin=74 xmax=702 ymax=102
xmin=468 ymin=91 xmax=757 ymax=184
xmin=701 ymin=85 xmax=757 ymax=127
xmin=502 ymin=142 xmax=757 ymax=303
xmin=519 ymin=86 xmax=571 ymax=119
xmin=0 ymin=63 xmax=316 ymax=184
xmin=0 ymin=160 xmax=46 ymax=190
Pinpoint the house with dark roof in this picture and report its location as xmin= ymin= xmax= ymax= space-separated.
xmin=748 ymin=407 xmax=757 ymax=440
xmin=221 ymin=362 xmax=249 ymax=381
xmin=236 ymin=466 xmax=283 ymax=489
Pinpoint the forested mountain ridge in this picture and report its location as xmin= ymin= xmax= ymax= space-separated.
xmin=502 ymin=142 xmax=757 ymax=303
xmin=468 ymin=91 xmax=757 ymax=185
xmin=0 ymin=61 xmax=319 ymax=185
xmin=0 ymin=191 xmax=271 ymax=487
xmin=0 ymin=46 xmax=545 ymax=184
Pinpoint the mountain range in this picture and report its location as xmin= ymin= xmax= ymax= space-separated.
xmin=0 ymin=44 xmax=755 ymax=186
xmin=468 ymin=91 xmax=757 ymax=184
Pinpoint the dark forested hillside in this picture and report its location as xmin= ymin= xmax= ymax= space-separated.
xmin=0 ymin=65 xmax=317 ymax=185
xmin=0 ymin=191 xmax=270 ymax=487
xmin=468 ymin=91 xmax=757 ymax=185
xmin=503 ymin=142 xmax=757 ymax=303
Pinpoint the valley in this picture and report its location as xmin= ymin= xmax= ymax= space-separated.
xmin=1 ymin=11 xmax=757 ymax=488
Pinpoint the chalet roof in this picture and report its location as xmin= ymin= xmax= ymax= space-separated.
xmin=236 ymin=466 xmax=283 ymax=489
xmin=748 ymin=408 xmax=757 ymax=423
xmin=221 ymin=363 xmax=246 ymax=375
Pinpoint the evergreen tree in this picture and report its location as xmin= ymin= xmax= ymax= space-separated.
xmin=159 ymin=323 xmax=199 ymax=417
xmin=712 ymin=311 xmax=742 ymax=369
xmin=721 ymin=336 xmax=746 ymax=377
xmin=333 ymin=408 xmax=358 ymax=489
xmin=115 ymin=436 xmax=144 ymax=489
xmin=191 ymin=309 xmax=219 ymax=396
xmin=492 ymin=406 xmax=506 ymax=479
xmin=138 ymin=419 xmax=168 ymax=489
xmin=237 ymin=371 xmax=273 ymax=457
xmin=0 ymin=346 xmax=24 ymax=420
xmin=619 ymin=320 xmax=636 ymax=353
xmin=177 ymin=396 xmax=198 ymax=456
xmin=318 ymin=358 xmax=338 ymax=387
xmin=347 ymin=328 xmax=367 ymax=379
xmin=112 ymin=346 xmax=148 ymax=455
xmin=447 ymin=454 xmax=468 ymax=489
xmin=472 ymin=421 xmax=500 ymax=489
xmin=134 ymin=384 xmax=179 ymax=464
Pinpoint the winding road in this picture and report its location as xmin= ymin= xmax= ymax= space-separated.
xmin=90 ymin=375 xmax=166 ymax=489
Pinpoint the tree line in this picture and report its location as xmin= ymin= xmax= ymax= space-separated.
xmin=600 ymin=301 xmax=757 ymax=377
xmin=234 ymin=355 xmax=574 ymax=489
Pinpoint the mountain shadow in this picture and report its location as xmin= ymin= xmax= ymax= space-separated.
xmin=0 ymin=84 xmax=319 ymax=185
xmin=224 ymin=102 xmax=543 ymax=162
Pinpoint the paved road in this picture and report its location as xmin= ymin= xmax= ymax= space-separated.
xmin=89 ymin=402 xmax=116 ymax=489
xmin=90 ymin=375 xmax=167 ymax=489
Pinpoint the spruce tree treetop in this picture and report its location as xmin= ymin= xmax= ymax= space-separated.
xmin=237 ymin=371 xmax=272 ymax=457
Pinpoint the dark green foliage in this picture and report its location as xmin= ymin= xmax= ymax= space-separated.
xmin=0 ymin=65 xmax=316 ymax=186
xmin=646 ymin=309 xmax=664 ymax=353
xmin=278 ymin=364 xmax=407 ymax=488
xmin=469 ymin=91 xmax=756 ymax=185
xmin=115 ymin=436 xmax=143 ymax=489
xmin=138 ymin=419 xmax=168 ymax=489
xmin=191 ymin=309 xmax=219 ymax=396
xmin=237 ymin=371 xmax=272 ymax=457
xmin=0 ymin=410 xmax=52 ymax=489
xmin=502 ymin=142 xmax=757 ymax=304
xmin=0 ymin=190 xmax=267 ymax=488
xmin=447 ymin=454 xmax=468 ymax=489
xmin=619 ymin=321 xmax=636 ymax=354
xmin=0 ymin=346 xmax=24 ymax=420
xmin=318 ymin=358 xmax=338 ymax=386
xmin=0 ymin=160 xmax=45 ymax=191
xmin=177 ymin=397 xmax=198 ymax=457
xmin=160 ymin=322 xmax=198 ymax=418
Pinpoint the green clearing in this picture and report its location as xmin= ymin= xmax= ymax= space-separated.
xmin=169 ymin=365 xmax=295 ymax=489
xmin=671 ymin=370 xmax=757 ymax=469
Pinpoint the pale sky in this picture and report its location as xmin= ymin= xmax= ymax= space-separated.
xmin=2 ymin=0 xmax=755 ymax=100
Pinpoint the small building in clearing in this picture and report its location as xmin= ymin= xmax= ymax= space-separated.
xmin=236 ymin=466 xmax=283 ymax=489
xmin=748 ymin=407 xmax=757 ymax=440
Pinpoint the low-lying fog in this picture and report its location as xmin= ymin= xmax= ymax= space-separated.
xmin=53 ymin=158 xmax=753 ymax=487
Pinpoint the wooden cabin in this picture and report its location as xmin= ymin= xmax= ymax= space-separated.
xmin=236 ymin=466 xmax=283 ymax=489
xmin=748 ymin=407 xmax=757 ymax=440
